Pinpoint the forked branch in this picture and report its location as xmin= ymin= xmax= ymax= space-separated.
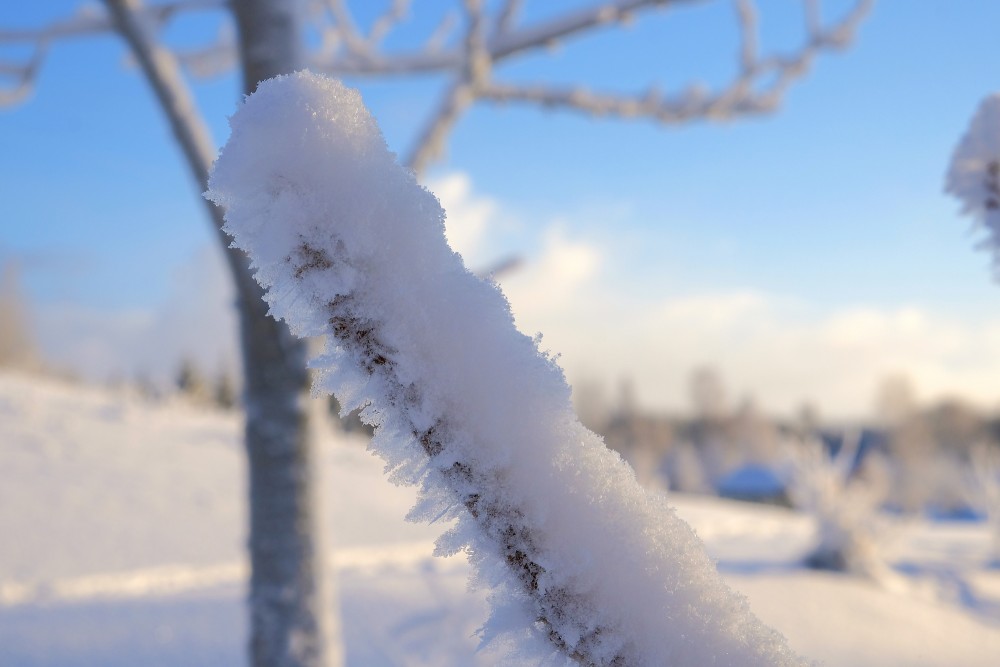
xmin=2 ymin=0 xmax=873 ymax=177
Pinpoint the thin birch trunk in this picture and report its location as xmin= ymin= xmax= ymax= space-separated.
xmin=104 ymin=1 xmax=331 ymax=665
xmin=232 ymin=2 xmax=331 ymax=666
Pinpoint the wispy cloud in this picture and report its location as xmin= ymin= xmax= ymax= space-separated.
xmin=433 ymin=174 xmax=1000 ymax=419
xmin=29 ymin=173 xmax=1000 ymax=419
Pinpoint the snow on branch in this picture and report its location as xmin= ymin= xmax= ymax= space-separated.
xmin=207 ymin=70 xmax=806 ymax=666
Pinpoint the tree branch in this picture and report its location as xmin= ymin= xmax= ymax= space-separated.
xmin=367 ymin=0 xmax=410 ymax=48
xmin=489 ymin=0 xmax=693 ymax=63
xmin=0 ymin=0 xmax=225 ymax=43
xmin=403 ymin=0 xmax=489 ymax=175
xmin=175 ymin=21 xmax=238 ymax=79
xmin=99 ymin=0 xmax=252 ymax=296
xmin=403 ymin=82 xmax=473 ymax=175
xmin=495 ymin=0 xmax=523 ymax=37
xmin=0 ymin=0 xmax=227 ymax=105
xmin=308 ymin=0 xmax=872 ymax=174
xmin=310 ymin=0 xmax=691 ymax=76
xmin=0 ymin=44 xmax=46 ymax=105
xmin=476 ymin=0 xmax=872 ymax=124
xmin=3 ymin=0 xmax=874 ymax=180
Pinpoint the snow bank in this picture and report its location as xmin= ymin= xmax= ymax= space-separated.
xmin=206 ymin=71 xmax=804 ymax=666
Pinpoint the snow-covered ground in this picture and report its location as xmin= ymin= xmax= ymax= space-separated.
xmin=1 ymin=371 xmax=998 ymax=666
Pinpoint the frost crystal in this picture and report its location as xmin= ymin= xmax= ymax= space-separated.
xmin=946 ymin=94 xmax=1000 ymax=274
xmin=207 ymin=70 xmax=805 ymax=666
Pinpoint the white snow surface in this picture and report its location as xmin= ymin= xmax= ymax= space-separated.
xmin=206 ymin=71 xmax=802 ymax=665
xmin=2 ymin=371 xmax=1000 ymax=666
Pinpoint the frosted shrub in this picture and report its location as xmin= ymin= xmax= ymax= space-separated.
xmin=207 ymin=71 xmax=804 ymax=666
xmin=947 ymin=94 xmax=1000 ymax=271
xmin=786 ymin=435 xmax=887 ymax=577
xmin=969 ymin=444 xmax=1000 ymax=567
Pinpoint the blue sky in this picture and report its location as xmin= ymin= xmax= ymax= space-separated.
xmin=2 ymin=1 xmax=1000 ymax=418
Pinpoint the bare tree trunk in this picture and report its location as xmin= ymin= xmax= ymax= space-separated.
xmin=103 ymin=1 xmax=329 ymax=665
xmin=230 ymin=2 xmax=331 ymax=666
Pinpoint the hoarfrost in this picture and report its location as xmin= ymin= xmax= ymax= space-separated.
xmin=207 ymin=70 xmax=806 ymax=666
xmin=946 ymin=93 xmax=1000 ymax=273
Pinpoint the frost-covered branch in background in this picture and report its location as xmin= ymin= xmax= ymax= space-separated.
xmin=947 ymin=93 xmax=1000 ymax=276
xmin=2 ymin=0 xmax=873 ymax=175
xmin=208 ymin=71 xmax=806 ymax=666
xmin=786 ymin=433 xmax=888 ymax=578
xmin=0 ymin=0 xmax=225 ymax=104
xmin=475 ymin=0 xmax=871 ymax=122
xmin=390 ymin=0 xmax=875 ymax=173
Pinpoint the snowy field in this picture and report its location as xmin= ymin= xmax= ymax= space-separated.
xmin=1 ymin=371 xmax=998 ymax=666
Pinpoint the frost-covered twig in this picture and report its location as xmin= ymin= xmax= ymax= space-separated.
xmin=0 ymin=45 xmax=46 ymax=106
xmin=404 ymin=0 xmax=491 ymax=174
xmin=174 ymin=22 xmax=238 ymax=80
xmin=946 ymin=94 xmax=1000 ymax=277
xmin=207 ymin=71 xmax=805 ymax=666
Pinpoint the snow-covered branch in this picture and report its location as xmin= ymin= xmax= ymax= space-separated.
xmin=207 ymin=70 xmax=805 ymax=666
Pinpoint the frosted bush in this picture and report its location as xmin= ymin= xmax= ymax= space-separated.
xmin=969 ymin=444 xmax=1000 ymax=566
xmin=786 ymin=435 xmax=887 ymax=577
xmin=946 ymin=94 xmax=1000 ymax=272
xmin=207 ymin=71 xmax=805 ymax=666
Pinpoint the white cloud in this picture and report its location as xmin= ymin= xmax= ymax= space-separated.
xmin=31 ymin=173 xmax=1000 ymax=420
xmin=517 ymin=287 xmax=1000 ymax=419
xmin=428 ymin=172 xmax=497 ymax=265
xmin=422 ymin=173 xmax=1000 ymax=419
xmin=503 ymin=225 xmax=602 ymax=313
